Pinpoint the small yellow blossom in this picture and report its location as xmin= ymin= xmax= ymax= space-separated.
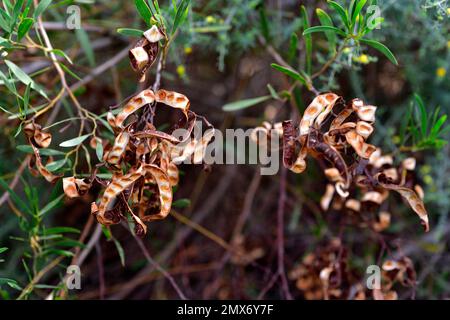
xmin=436 ymin=67 xmax=446 ymax=78
xmin=354 ymin=54 xmax=370 ymax=64
xmin=423 ymin=175 xmax=433 ymax=185
xmin=184 ymin=46 xmax=192 ymax=55
xmin=447 ymin=8 xmax=450 ymax=15
xmin=447 ymin=41 xmax=450 ymax=49
xmin=205 ymin=15 xmax=216 ymax=24
xmin=392 ymin=135 xmax=401 ymax=144
xmin=420 ymin=165 xmax=431 ymax=175
xmin=343 ymin=47 xmax=351 ymax=54
xmin=176 ymin=65 xmax=186 ymax=77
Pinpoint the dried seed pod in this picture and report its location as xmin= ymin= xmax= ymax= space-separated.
xmin=129 ymin=47 xmax=149 ymax=72
xmin=355 ymin=121 xmax=374 ymax=139
xmin=352 ymin=99 xmax=377 ymax=122
xmin=320 ymin=184 xmax=335 ymax=211
xmin=115 ymin=89 xmax=156 ymax=128
xmin=375 ymin=173 xmax=429 ymax=232
xmin=324 ymin=168 xmax=343 ymax=182
xmin=345 ymin=199 xmax=361 ymax=211
xmin=299 ymin=93 xmax=339 ymax=135
xmin=361 ymin=191 xmax=384 ymax=205
xmin=373 ymin=211 xmax=391 ymax=232
xmin=106 ymin=131 xmax=130 ymax=165
xmin=63 ymin=177 xmax=91 ymax=198
xmin=155 ymin=89 xmax=190 ymax=116
xmin=143 ymin=25 xmax=165 ymax=43
xmin=28 ymin=140 xmax=62 ymax=183
xmin=345 ymin=130 xmax=376 ymax=159
xmin=139 ymin=164 xmax=173 ymax=222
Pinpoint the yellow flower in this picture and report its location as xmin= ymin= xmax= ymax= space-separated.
xmin=343 ymin=47 xmax=351 ymax=54
xmin=354 ymin=54 xmax=370 ymax=64
xmin=184 ymin=46 xmax=192 ymax=55
xmin=205 ymin=15 xmax=216 ymax=24
xmin=423 ymin=175 xmax=433 ymax=185
xmin=176 ymin=65 xmax=186 ymax=78
xmin=447 ymin=8 xmax=450 ymax=15
xmin=436 ymin=67 xmax=446 ymax=78
xmin=447 ymin=40 xmax=450 ymax=49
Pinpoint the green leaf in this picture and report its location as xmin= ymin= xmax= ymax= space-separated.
xmin=351 ymin=0 xmax=367 ymax=27
xmin=5 ymin=60 xmax=48 ymax=99
xmin=135 ymin=0 xmax=152 ymax=25
xmin=316 ymin=8 xmax=337 ymax=53
xmin=17 ymin=17 xmax=33 ymax=41
xmin=414 ymin=94 xmax=427 ymax=137
xmin=0 ymin=177 xmax=32 ymax=215
xmin=95 ymin=139 xmax=103 ymax=162
xmin=11 ymin=0 xmax=24 ymax=31
xmin=222 ymin=95 xmax=271 ymax=112
xmin=431 ymin=115 xmax=447 ymax=138
xmin=39 ymin=194 xmax=64 ymax=217
xmin=259 ymin=6 xmax=270 ymax=42
xmin=59 ymin=133 xmax=91 ymax=147
xmin=327 ymin=1 xmax=350 ymax=29
xmin=267 ymin=84 xmax=280 ymax=100
xmin=0 ymin=278 xmax=22 ymax=290
xmin=117 ymin=28 xmax=144 ymax=37
xmin=33 ymin=0 xmax=51 ymax=19
xmin=113 ymin=238 xmax=125 ymax=267
xmin=271 ymin=63 xmax=308 ymax=86
xmin=44 ymin=227 xmax=80 ymax=235
xmin=300 ymin=5 xmax=312 ymax=74
xmin=287 ymin=32 xmax=298 ymax=64
xmin=0 ymin=247 xmax=7 ymax=254
xmin=75 ymin=29 xmax=95 ymax=67
xmin=45 ymin=159 xmax=67 ymax=172
xmin=50 ymin=49 xmax=73 ymax=64
xmin=59 ymin=63 xmax=81 ymax=81
xmin=171 ymin=0 xmax=190 ymax=35
xmin=303 ymin=25 xmax=347 ymax=37
xmin=16 ymin=145 xmax=65 ymax=156
xmin=172 ymin=198 xmax=191 ymax=208
xmin=53 ymin=239 xmax=86 ymax=248
xmin=360 ymin=38 xmax=398 ymax=65
xmin=41 ymin=249 xmax=74 ymax=257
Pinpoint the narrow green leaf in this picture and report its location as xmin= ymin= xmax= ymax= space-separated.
xmin=113 ymin=238 xmax=125 ymax=267
xmin=0 ymin=177 xmax=32 ymax=215
xmin=360 ymin=38 xmax=398 ymax=65
xmin=287 ymin=32 xmax=298 ymax=64
xmin=327 ymin=1 xmax=350 ymax=29
xmin=267 ymin=84 xmax=280 ymax=100
xmin=303 ymin=25 xmax=347 ymax=37
xmin=117 ymin=28 xmax=144 ymax=37
xmin=171 ymin=0 xmax=190 ymax=35
xmin=5 ymin=60 xmax=48 ymax=98
xmin=16 ymin=145 xmax=65 ymax=156
xmin=33 ymin=0 xmax=51 ymax=19
xmin=316 ymin=8 xmax=337 ymax=53
xmin=271 ymin=63 xmax=308 ymax=86
xmin=0 ymin=278 xmax=22 ymax=290
xmin=0 ymin=247 xmax=7 ymax=254
xmin=39 ymin=194 xmax=64 ymax=217
xmin=44 ymin=227 xmax=80 ymax=235
xmin=222 ymin=95 xmax=271 ymax=112
xmin=414 ymin=94 xmax=427 ymax=137
xmin=259 ymin=6 xmax=270 ymax=42
xmin=50 ymin=49 xmax=73 ymax=64
xmin=431 ymin=115 xmax=447 ymax=138
xmin=17 ymin=17 xmax=33 ymax=40
xmin=59 ymin=133 xmax=91 ymax=147
xmin=95 ymin=139 xmax=103 ymax=162
xmin=351 ymin=0 xmax=367 ymax=27
xmin=135 ymin=0 xmax=152 ymax=25
xmin=172 ymin=198 xmax=191 ymax=208
xmin=45 ymin=159 xmax=67 ymax=172
xmin=300 ymin=5 xmax=312 ymax=74
xmin=75 ymin=29 xmax=95 ymax=67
